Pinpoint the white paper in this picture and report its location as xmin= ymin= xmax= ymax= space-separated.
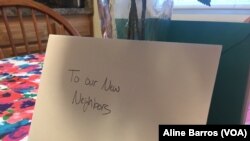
xmin=242 ymin=69 xmax=250 ymax=124
xmin=29 ymin=35 xmax=222 ymax=141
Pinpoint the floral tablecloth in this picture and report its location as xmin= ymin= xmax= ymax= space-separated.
xmin=0 ymin=54 xmax=44 ymax=141
xmin=0 ymin=53 xmax=250 ymax=141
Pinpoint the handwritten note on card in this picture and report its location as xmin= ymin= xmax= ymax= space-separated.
xmin=68 ymin=69 xmax=120 ymax=115
xmin=29 ymin=35 xmax=222 ymax=141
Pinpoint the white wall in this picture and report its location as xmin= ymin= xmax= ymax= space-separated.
xmin=172 ymin=14 xmax=248 ymax=22
xmin=93 ymin=0 xmax=102 ymax=38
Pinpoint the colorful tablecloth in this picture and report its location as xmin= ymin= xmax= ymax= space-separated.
xmin=0 ymin=53 xmax=249 ymax=141
xmin=0 ymin=54 xmax=44 ymax=141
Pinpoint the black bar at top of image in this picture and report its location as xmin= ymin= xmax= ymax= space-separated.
xmin=159 ymin=125 xmax=250 ymax=141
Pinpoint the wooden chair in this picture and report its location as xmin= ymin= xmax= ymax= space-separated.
xmin=0 ymin=0 xmax=81 ymax=59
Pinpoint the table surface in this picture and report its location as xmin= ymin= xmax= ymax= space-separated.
xmin=0 ymin=53 xmax=249 ymax=141
xmin=0 ymin=54 xmax=44 ymax=141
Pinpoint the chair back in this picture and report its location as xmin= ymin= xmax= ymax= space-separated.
xmin=0 ymin=0 xmax=80 ymax=58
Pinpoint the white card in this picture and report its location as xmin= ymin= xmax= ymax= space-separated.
xmin=29 ymin=35 xmax=222 ymax=141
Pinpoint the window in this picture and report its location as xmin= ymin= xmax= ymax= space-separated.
xmin=174 ymin=0 xmax=250 ymax=9
xmin=173 ymin=0 xmax=250 ymax=15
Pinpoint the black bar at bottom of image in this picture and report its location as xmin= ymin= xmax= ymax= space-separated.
xmin=159 ymin=125 xmax=250 ymax=140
